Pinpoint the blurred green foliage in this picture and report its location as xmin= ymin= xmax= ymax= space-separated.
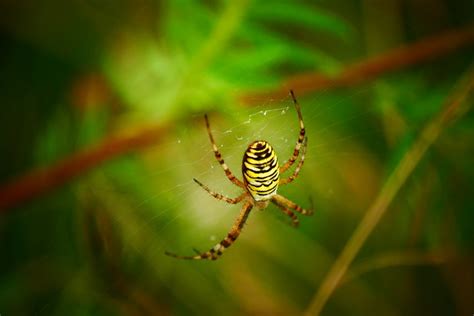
xmin=0 ymin=0 xmax=473 ymax=315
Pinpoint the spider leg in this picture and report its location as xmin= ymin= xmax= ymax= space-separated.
xmin=271 ymin=194 xmax=313 ymax=216
xmin=280 ymin=90 xmax=306 ymax=174
xmin=193 ymin=178 xmax=247 ymax=204
xmin=274 ymin=205 xmax=300 ymax=227
xmin=279 ymin=136 xmax=307 ymax=185
xmin=205 ymin=114 xmax=245 ymax=188
xmin=165 ymin=201 xmax=253 ymax=260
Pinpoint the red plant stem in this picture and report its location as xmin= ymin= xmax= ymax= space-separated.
xmin=1 ymin=25 xmax=474 ymax=212
xmin=0 ymin=124 xmax=168 ymax=212
xmin=239 ymin=24 xmax=474 ymax=104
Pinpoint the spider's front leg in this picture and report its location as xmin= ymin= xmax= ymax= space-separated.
xmin=165 ymin=201 xmax=253 ymax=260
xmin=271 ymin=194 xmax=314 ymax=217
xmin=277 ymin=207 xmax=300 ymax=227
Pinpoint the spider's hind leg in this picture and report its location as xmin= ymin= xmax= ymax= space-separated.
xmin=279 ymin=136 xmax=307 ymax=185
xmin=280 ymin=90 xmax=306 ymax=174
xmin=193 ymin=178 xmax=246 ymax=204
xmin=204 ymin=114 xmax=245 ymax=188
xmin=165 ymin=201 xmax=253 ymax=260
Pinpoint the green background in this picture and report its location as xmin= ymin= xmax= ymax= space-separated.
xmin=0 ymin=1 xmax=473 ymax=315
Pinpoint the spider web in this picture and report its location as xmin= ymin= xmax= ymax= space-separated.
xmin=99 ymin=85 xmax=383 ymax=259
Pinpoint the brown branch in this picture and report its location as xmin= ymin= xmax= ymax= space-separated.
xmin=0 ymin=123 xmax=169 ymax=212
xmin=1 ymin=25 xmax=473 ymax=213
xmin=239 ymin=24 xmax=474 ymax=104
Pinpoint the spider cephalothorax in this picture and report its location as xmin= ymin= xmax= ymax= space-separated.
xmin=165 ymin=90 xmax=313 ymax=260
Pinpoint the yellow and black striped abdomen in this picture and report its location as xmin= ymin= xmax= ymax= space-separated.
xmin=242 ymin=141 xmax=279 ymax=201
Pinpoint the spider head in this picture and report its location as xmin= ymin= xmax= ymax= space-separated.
xmin=255 ymin=199 xmax=270 ymax=209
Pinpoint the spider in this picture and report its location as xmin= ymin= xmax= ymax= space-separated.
xmin=165 ymin=90 xmax=313 ymax=260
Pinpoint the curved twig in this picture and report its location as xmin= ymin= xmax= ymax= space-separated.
xmin=303 ymin=65 xmax=474 ymax=316
xmin=340 ymin=249 xmax=452 ymax=286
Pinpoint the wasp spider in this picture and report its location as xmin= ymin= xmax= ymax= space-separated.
xmin=165 ymin=90 xmax=313 ymax=260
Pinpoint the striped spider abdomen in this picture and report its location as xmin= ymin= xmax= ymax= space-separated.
xmin=242 ymin=140 xmax=279 ymax=201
